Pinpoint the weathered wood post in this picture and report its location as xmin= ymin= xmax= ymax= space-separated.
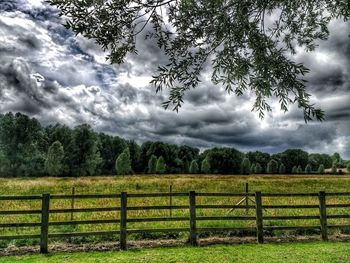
xmin=319 ymin=191 xmax=328 ymax=241
xmin=40 ymin=193 xmax=50 ymax=254
xmin=120 ymin=192 xmax=128 ymax=250
xmin=189 ymin=191 xmax=197 ymax=246
xmin=255 ymin=191 xmax=264 ymax=244
xmin=70 ymin=186 xmax=75 ymax=221
xmin=169 ymin=185 xmax=173 ymax=217
xmin=245 ymin=183 xmax=249 ymax=214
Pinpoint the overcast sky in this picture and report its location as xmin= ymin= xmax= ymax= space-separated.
xmin=0 ymin=0 xmax=349 ymax=159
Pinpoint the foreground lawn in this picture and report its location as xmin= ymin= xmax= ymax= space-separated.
xmin=1 ymin=242 xmax=349 ymax=263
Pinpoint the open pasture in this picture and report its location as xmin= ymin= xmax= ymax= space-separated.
xmin=0 ymin=174 xmax=349 ymax=248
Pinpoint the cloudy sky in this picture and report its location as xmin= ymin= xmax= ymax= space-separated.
xmin=0 ymin=0 xmax=349 ymax=159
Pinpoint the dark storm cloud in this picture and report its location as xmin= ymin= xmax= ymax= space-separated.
xmin=0 ymin=0 xmax=349 ymax=159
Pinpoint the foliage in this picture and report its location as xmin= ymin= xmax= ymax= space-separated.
xmin=331 ymin=162 xmax=337 ymax=174
xmin=297 ymin=165 xmax=303 ymax=174
xmin=201 ymin=157 xmax=210 ymax=174
xmin=279 ymin=163 xmax=286 ymax=174
xmin=267 ymin=159 xmax=278 ymax=174
xmin=292 ymin=166 xmax=297 ymax=174
xmin=189 ymin=160 xmax=199 ymax=174
xmin=274 ymin=149 xmax=309 ymax=173
xmin=254 ymin=163 xmax=262 ymax=174
xmin=205 ymin=147 xmax=244 ymax=174
xmin=347 ymin=163 xmax=350 ymax=173
xmin=69 ymin=124 xmax=102 ymax=176
xmin=318 ymin=164 xmax=325 ymax=174
xmin=156 ymin=156 xmax=166 ymax=174
xmin=305 ymin=164 xmax=312 ymax=174
xmin=250 ymin=163 xmax=256 ymax=174
xmin=0 ymin=112 xmax=347 ymax=177
xmin=45 ymin=141 xmax=64 ymax=176
xmin=240 ymin=157 xmax=251 ymax=175
xmin=115 ymin=148 xmax=132 ymax=175
xmin=46 ymin=0 xmax=350 ymax=121
xmin=148 ymin=155 xmax=157 ymax=174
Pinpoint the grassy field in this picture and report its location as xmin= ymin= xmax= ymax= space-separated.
xmin=1 ymin=242 xmax=349 ymax=263
xmin=0 ymin=174 xmax=349 ymax=247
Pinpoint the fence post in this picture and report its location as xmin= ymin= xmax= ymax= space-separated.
xmin=189 ymin=191 xmax=197 ymax=246
xmin=319 ymin=191 xmax=328 ymax=241
xmin=169 ymin=185 xmax=173 ymax=217
xmin=255 ymin=191 xmax=264 ymax=244
xmin=70 ymin=187 xmax=75 ymax=221
xmin=120 ymin=192 xmax=127 ymax=250
xmin=245 ymin=183 xmax=249 ymax=214
xmin=40 ymin=193 xmax=50 ymax=254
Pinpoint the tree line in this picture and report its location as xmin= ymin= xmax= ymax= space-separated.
xmin=0 ymin=112 xmax=349 ymax=177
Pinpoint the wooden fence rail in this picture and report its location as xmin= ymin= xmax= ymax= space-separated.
xmin=0 ymin=191 xmax=349 ymax=253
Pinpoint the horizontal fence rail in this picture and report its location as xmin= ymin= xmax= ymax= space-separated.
xmin=0 ymin=191 xmax=349 ymax=253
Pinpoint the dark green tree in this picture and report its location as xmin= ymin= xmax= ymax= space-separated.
xmin=292 ymin=166 xmax=298 ymax=174
xmin=148 ymin=155 xmax=157 ymax=174
xmin=297 ymin=165 xmax=303 ymax=174
xmin=69 ymin=124 xmax=102 ymax=176
xmin=45 ymin=141 xmax=64 ymax=176
xmin=189 ymin=160 xmax=199 ymax=174
xmin=279 ymin=163 xmax=286 ymax=174
xmin=305 ymin=164 xmax=312 ymax=174
xmin=240 ymin=157 xmax=251 ymax=175
xmin=318 ymin=164 xmax=325 ymax=174
xmin=156 ymin=156 xmax=166 ymax=174
xmin=250 ymin=163 xmax=256 ymax=174
xmin=201 ymin=157 xmax=210 ymax=174
xmin=115 ymin=147 xmax=132 ymax=175
xmin=331 ymin=162 xmax=337 ymax=174
xmin=47 ymin=0 xmax=350 ymax=121
xmin=206 ymin=147 xmax=243 ymax=174
xmin=347 ymin=163 xmax=350 ymax=173
xmin=254 ymin=163 xmax=262 ymax=174
xmin=267 ymin=159 xmax=278 ymax=174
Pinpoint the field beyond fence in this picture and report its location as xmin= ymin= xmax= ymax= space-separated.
xmin=0 ymin=188 xmax=349 ymax=254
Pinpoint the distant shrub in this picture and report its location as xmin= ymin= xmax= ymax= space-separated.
xmin=317 ymin=164 xmax=325 ymax=174
xmin=347 ymin=163 xmax=350 ymax=173
xmin=156 ymin=156 xmax=166 ymax=174
xmin=250 ymin=164 xmax=256 ymax=174
xmin=292 ymin=166 xmax=297 ymax=174
xmin=267 ymin=159 xmax=278 ymax=174
xmin=254 ymin=163 xmax=262 ymax=174
xmin=189 ymin=160 xmax=199 ymax=174
xmin=240 ymin=157 xmax=251 ymax=175
xmin=201 ymin=157 xmax=210 ymax=174
xmin=115 ymin=148 xmax=132 ymax=175
xmin=297 ymin=165 xmax=303 ymax=174
xmin=305 ymin=164 xmax=312 ymax=174
xmin=278 ymin=163 xmax=286 ymax=174
xmin=331 ymin=162 xmax=337 ymax=174
xmin=148 ymin=155 xmax=157 ymax=174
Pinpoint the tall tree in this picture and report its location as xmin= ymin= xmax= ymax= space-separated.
xmin=189 ymin=160 xmax=199 ymax=174
xmin=69 ymin=124 xmax=102 ymax=176
xmin=115 ymin=147 xmax=132 ymax=175
xmin=156 ymin=156 xmax=166 ymax=174
xmin=201 ymin=157 xmax=211 ymax=174
xmin=279 ymin=163 xmax=286 ymax=174
xmin=45 ymin=141 xmax=64 ymax=176
xmin=267 ymin=159 xmax=278 ymax=174
xmin=318 ymin=164 xmax=325 ymax=174
xmin=254 ymin=163 xmax=262 ymax=174
xmin=47 ymin=1 xmax=350 ymax=121
xmin=240 ymin=157 xmax=251 ymax=175
xmin=148 ymin=155 xmax=157 ymax=174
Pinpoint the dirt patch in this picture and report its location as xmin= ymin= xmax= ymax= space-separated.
xmin=1 ymin=234 xmax=350 ymax=257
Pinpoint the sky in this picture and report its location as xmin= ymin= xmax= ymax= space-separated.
xmin=0 ymin=0 xmax=349 ymax=159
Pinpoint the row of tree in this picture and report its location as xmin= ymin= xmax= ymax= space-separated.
xmin=0 ymin=112 xmax=349 ymax=177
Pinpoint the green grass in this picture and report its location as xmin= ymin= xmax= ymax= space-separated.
xmin=1 ymin=242 xmax=349 ymax=263
xmin=0 ymin=175 xmax=349 ymax=247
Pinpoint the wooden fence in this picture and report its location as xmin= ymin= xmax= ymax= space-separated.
xmin=0 ymin=191 xmax=349 ymax=253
